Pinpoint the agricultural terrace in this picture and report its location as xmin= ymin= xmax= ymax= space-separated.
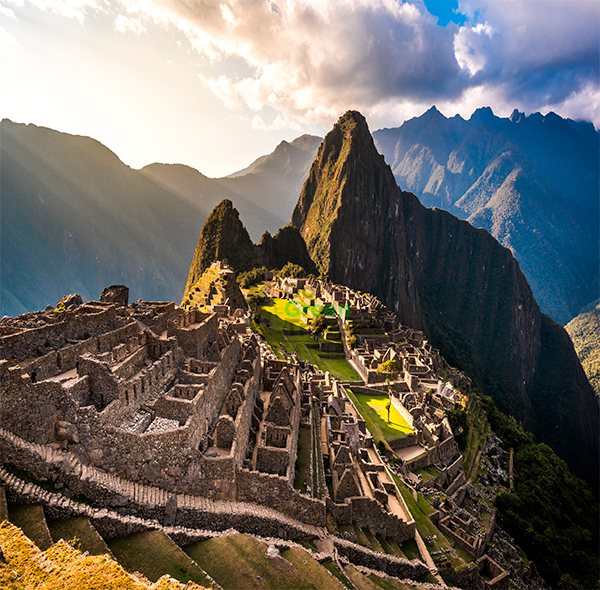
xmin=346 ymin=389 xmax=413 ymax=443
xmin=252 ymin=297 xmax=361 ymax=382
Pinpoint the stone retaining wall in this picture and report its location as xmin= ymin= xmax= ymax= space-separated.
xmin=236 ymin=468 xmax=326 ymax=527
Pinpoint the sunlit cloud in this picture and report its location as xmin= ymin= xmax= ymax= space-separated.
xmin=3 ymin=0 xmax=598 ymax=153
xmin=114 ymin=13 xmax=145 ymax=34
xmin=0 ymin=23 xmax=17 ymax=50
xmin=97 ymin=0 xmax=596 ymax=129
xmin=0 ymin=5 xmax=17 ymax=18
xmin=13 ymin=0 xmax=105 ymax=22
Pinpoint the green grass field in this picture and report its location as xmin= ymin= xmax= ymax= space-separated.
xmin=256 ymin=298 xmax=361 ymax=381
xmin=185 ymin=533 xmax=345 ymax=590
xmin=348 ymin=390 xmax=412 ymax=441
xmin=7 ymin=503 xmax=53 ymax=551
xmin=107 ymin=529 xmax=214 ymax=586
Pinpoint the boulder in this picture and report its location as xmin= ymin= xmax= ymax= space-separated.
xmin=57 ymin=293 xmax=82 ymax=309
xmin=100 ymin=285 xmax=129 ymax=306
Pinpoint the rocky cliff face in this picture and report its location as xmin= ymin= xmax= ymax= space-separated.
xmin=373 ymin=107 xmax=599 ymax=324
xmin=292 ymin=111 xmax=599 ymax=488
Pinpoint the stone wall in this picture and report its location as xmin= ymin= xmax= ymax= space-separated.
xmin=236 ymin=468 xmax=326 ymax=527
xmin=335 ymin=539 xmax=428 ymax=580
xmin=0 ymin=465 xmax=323 ymax=543
xmin=167 ymin=312 xmax=218 ymax=359
xmin=389 ymin=434 xmax=419 ymax=451
xmin=335 ymin=496 xmax=415 ymax=544
xmin=0 ymin=306 xmax=124 ymax=362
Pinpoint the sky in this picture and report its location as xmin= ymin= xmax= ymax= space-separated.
xmin=0 ymin=0 xmax=598 ymax=177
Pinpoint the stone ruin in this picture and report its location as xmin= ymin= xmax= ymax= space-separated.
xmin=0 ymin=272 xmax=509 ymax=588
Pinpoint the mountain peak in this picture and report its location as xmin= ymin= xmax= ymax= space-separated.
xmin=470 ymin=106 xmax=496 ymax=123
xmin=291 ymin=110 xmax=390 ymax=273
xmin=509 ymin=108 xmax=525 ymax=123
xmin=182 ymin=199 xmax=260 ymax=300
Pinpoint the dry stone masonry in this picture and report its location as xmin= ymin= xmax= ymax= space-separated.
xmin=0 ymin=267 xmax=512 ymax=588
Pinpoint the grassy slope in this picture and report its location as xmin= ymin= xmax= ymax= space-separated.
xmin=0 ymin=521 xmax=195 ymax=589
xmin=47 ymin=516 xmax=111 ymax=557
xmin=256 ymin=298 xmax=361 ymax=381
xmin=7 ymin=503 xmax=53 ymax=551
xmin=184 ymin=533 xmax=345 ymax=590
xmin=565 ymin=304 xmax=600 ymax=396
xmin=107 ymin=530 xmax=213 ymax=587
xmin=353 ymin=391 xmax=412 ymax=439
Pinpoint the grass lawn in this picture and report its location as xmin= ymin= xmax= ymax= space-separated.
xmin=8 ymin=503 xmax=53 ymax=551
xmin=281 ymin=548 xmax=347 ymax=590
xmin=47 ymin=516 xmax=110 ymax=556
xmin=256 ymin=298 xmax=361 ymax=381
xmin=107 ymin=529 xmax=213 ymax=586
xmin=348 ymin=390 xmax=412 ymax=441
xmin=322 ymin=559 xmax=353 ymax=589
xmin=343 ymin=564 xmax=383 ymax=590
xmin=294 ymin=425 xmax=312 ymax=494
xmin=412 ymin=465 xmax=441 ymax=483
xmin=185 ymin=533 xmax=345 ymax=590
xmin=399 ymin=538 xmax=420 ymax=560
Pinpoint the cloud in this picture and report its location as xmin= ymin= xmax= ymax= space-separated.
xmin=114 ymin=13 xmax=145 ymax=34
xmin=3 ymin=0 xmax=104 ymax=23
xmin=113 ymin=0 xmax=465 ymax=127
xmin=455 ymin=0 xmax=600 ymax=109
xmin=126 ymin=0 xmax=599 ymax=127
xmin=0 ymin=23 xmax=17 ymax=50
xmin=14 ymin=0 xmax=599 ymax=127
xmin=0 ymin=5 xmax=17 ymax=18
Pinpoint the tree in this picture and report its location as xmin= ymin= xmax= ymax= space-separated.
xmin=312 ymin=311 xmax=327 ymax=336
xmin=376 ymin=359 xmax=401 ymax=378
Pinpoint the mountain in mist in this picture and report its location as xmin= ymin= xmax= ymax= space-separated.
xmin=143 ymin=134 xmax=321 ymax=241
xmin=373 ymin=106 xmax=599 ymax=324
xmin=0 ymin=121 xmax=320 ymax=317
xmin=292 ymin=110 xmax=599 ymax=489
xmin=0 ymin=119 xmax=204 ymax=316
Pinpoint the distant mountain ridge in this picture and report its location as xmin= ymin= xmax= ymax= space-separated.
xmin=292 ymin=111 xmax=599 ymax=489
xmin=0 ymin=119 xmax=205 ymax=316
xmin=373 ymin=106 xmax=599 ymax=324
xmin=0 ymin=120 xmax=320 ymax=317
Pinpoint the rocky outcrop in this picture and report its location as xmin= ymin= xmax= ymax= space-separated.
xmin=99 ymin=285 xmax=129 ymax=306
xmin=184 ymin=200 xmax=318 ymax=303
xmin=291 ymin=111 xmax=599 ymax=489
xmin=256 ymin=226 xmax=318 ymax=276
xmin=183 ymin=199 xmax=262 ymax=301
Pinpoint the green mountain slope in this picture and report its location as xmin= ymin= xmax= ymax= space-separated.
xmin=183 ymin=199 xmax=316 ymax=302
xmin=566 ymin=301 xmax=600 ymax=397
xmin=292 ymin=111 xmax=599 ymax=489
xmin=0 ymin=119 xmax=206 ymax=316
xmin=373 ymin=107 xmax=599 ymax=324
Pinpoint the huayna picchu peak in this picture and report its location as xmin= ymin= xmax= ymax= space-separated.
xmin=292 ymin=110 xmax=599 ymax=490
